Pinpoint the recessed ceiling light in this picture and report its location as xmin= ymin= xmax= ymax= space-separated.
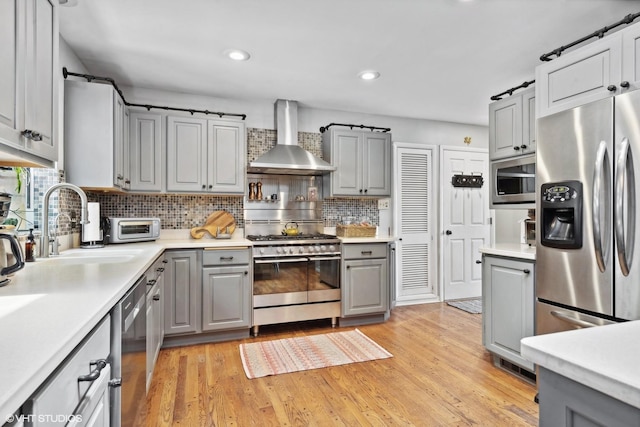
xmin=358 ymin=71 xmax=380 ymax=81
xmin=224 ymin=49 xmax=251 ymax=61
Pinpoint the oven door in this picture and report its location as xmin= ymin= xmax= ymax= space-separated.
xmin=254 ymin=257 xmax=310 ymax=307
xmin=491 ymin=154 xmax=536 ymax=208
xmin=253 ymin=255 xmax=342 ymax=307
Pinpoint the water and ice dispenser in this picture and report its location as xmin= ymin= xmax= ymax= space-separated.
xmin=540 ymin=181 xmax=583 ymax=249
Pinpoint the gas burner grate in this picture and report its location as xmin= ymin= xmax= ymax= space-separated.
xmin=247 ymin=233 xmax=337 ymax=242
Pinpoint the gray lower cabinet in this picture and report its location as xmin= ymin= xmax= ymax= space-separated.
xmin=342 ymin=243 xmax=388 ymax=317
xmin=23 ymin=316 xmax=111 ymax=426
xmin=146 ymin=256 xmax=165 ymax=391
xmin=202 ymin=249 xmax=251 ymax=331
xmin=538 ymin=367 xmax=640 ymax=427
xmin=482 ymin=254 xmax=535 ymax=371
xmin=163 ymin=250 xmax=199 ymax=335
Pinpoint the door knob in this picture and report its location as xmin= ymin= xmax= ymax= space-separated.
xmin=475 ymin=260 xmax=482 ymax=264
xmin=445 ymin=230 xmax=452 ymax=235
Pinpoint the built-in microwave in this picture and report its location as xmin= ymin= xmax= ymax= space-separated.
xmin=491 ymin=154 xmax=535 ymax=208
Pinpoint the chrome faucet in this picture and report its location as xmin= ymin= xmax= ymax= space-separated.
xmin=41 ymin=183 xmax=89 ymax=258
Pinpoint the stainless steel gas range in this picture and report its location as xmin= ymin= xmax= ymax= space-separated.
xmin=245 ymin=174 xmax=341 ymax=335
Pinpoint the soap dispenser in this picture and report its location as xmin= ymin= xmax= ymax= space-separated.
xmin=25 ymin=228 xmax=36 ymax=262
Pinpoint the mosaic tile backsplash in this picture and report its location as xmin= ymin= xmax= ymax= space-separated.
xmin=33 ymin=127 xmax=381 ymax=235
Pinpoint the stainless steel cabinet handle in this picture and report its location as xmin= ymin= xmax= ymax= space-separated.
xmin=615 ymin=137 xmax=635 ymax=277
xmin=550 ymin=310 xmax=599 ymax=329
xmin=361 ymin=251 xmax=373 ymax=255
xmin=593 ymin=140 xmax=610 ymax=273
xmin=220 ymin=256 xmax=234 ymax=261
xmin=78 ymin=359 xmax=108 ymax=382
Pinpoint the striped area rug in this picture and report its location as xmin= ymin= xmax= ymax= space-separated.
xmin=239 ymin=329 xmax=393 ymax=379
xmin=446 ymin=298 xmax=482 ymax=314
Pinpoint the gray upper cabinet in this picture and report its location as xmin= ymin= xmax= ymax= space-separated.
xmin=167 ymin=116 xmax=245 ymax=194
xmin=536 ymin=22 xmax=640 ymax=118
xmin=129 ymin=111 xmax=162 ymax=192
xmin=0 ymin=0 xmax=57 ymax=167
xmin=482 ymin=254 xmax=535 ymax=372
xmin=322 ymin=129 xmax=391 ymax=197
xmin=64 ymin=80 xmax=130 ymax=190
xmin=488 ymin=87 xmax=535 ymax=160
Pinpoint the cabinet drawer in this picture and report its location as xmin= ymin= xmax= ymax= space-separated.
xmin=24 ymin=315 xmax=111 ymax=423
xmin=203 ymin=248 xmax=249 ymax=266
xmin=343 ymin=243 xmax=387 ymax=259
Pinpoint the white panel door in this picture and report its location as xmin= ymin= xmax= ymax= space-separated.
xmin=442 ymin=148 xmax=490 ymax=301
xmin=394 ymin=144 xmax=436 ymax=304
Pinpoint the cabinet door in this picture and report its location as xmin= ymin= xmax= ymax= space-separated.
xmin=202 ymin=265 xmax=250 ymax=331
xmin=0 ymin=0 xmax=21 ymax=147
xmin=536 ymin=33 xmax=622 ymax=118
xmin=343 ymin=258 xmax=388 ymax=317
xmin=164 ymin=251 xmax=199 ymax=335
xmin=521 ymin=90 xmax=536 ymax=154
xmin=130 ymin=112 xmax=162 ymax=191
xmin=362 ymin=132 xmax=391 ymax=196
xmin=489 ymin=95 xmax=522 ymax=160
xmin=622 ymin=23 xmax=640 ymax=92
xmin=166 ymin=117 xmax=206 ymax=192
xmin=67 ymin=364 xmax=111 ymax=427
xmin=207 ymin=119 xmax=246 ymax=194
xmin=23 ymin=0 xmax=56 ymax=161
xmin=331 ymin=130 xmax=362 ymax=196
xmin=113 ymin=93 xmax=126 ymax=188
xmin=482 ymin=256 xmax=535 ymax=371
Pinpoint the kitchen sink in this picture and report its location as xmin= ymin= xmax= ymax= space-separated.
xmin=38 ymin=248 xmax=146 ymax=264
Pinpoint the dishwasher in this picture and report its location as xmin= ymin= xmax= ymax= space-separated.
xmin=110 ymin=275 xmax=147 ymax=427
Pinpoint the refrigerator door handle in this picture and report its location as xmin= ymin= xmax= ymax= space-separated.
xmin=615 ymin=137 xmax=635 ymax=277
xmin=550 ymin=310 xmax=600 ymax=329
xmin=593 ymin=141 xmax=610 ymax=273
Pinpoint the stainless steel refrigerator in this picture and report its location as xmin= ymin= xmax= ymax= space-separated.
xmin=536 ymin=89 xmax=640 ymax=335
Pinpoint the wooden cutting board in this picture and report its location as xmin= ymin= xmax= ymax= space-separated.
xmin=190 ymin=210 xmax=236 ymax=239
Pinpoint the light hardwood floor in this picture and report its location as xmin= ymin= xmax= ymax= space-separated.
xmin=146 ymin=303 xmax=539 ymax=426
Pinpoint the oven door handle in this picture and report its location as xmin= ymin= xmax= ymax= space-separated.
xmin=310 ymin=256 xmax=342 ymax=261
xmin=254 ymin=257 xmax=309 ymax=264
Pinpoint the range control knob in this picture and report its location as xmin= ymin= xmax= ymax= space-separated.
xmin=259 ymin=248 xmax=265 ymax=255
xmin=314 ymin=246 xmax=321 ymax=253
xmin=289 ymin=248 xmax=294 ymax=254
xmin=329 ymin=245 xmax=336 ymax=252
xmin=320 ymin=245 xmax=326 ymax=252
xmin=276 ymin=247 xmax=284 ymax=254
xmin=308 ymin=246 xmax=315 ymax=253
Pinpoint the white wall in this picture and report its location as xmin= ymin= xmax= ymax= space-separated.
xmin=494 ymin=208 xmax=530 ymax=244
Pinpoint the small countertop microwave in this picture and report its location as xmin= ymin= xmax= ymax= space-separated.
xmin=106 ymin=217 xmax=160 ymax=243
xmin=491 ymin=154 xmax=535 ymax=208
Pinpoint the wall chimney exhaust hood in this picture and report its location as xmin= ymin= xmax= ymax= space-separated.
xmin=247 ymin=100 xmax=336 ymax=175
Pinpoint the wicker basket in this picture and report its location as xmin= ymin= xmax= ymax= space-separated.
xmin=336 ymin=224 xmax=376 ymax=237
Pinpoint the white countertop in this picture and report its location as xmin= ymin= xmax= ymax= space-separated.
xmin=0 ymin=230 xmax=252 ymax=419
xmin=479 ymin=243 xmax=536 ymax=260
xmin=521 ymin=321 xmax=640 ymax=409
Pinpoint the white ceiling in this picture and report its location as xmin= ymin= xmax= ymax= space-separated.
xmin=58 ymin=0 xmax=640 ymax=126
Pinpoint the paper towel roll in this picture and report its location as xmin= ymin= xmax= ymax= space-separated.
xmin=82 ymin=202 xmax=102 ymax=242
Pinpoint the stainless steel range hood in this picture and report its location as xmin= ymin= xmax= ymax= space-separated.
xmin=247 ymin=99 xmax=336 ymax=175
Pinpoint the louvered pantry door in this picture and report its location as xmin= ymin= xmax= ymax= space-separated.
xmin=395 ymin=145 xmax=436 ymax=303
